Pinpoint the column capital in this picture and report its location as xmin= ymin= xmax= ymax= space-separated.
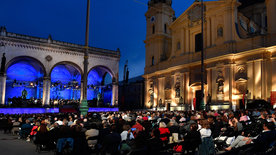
xmin=112 ymin=82 xmax=119 ymax=86
xmin=43 ymin=76 xmax=51 ymax=80
xmin=0 ymin=73 xmax=6 ymax=77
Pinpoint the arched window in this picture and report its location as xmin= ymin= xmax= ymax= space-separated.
xmin=164 ymin=24 xmax=167 ymax=33
xmin=151 ymin=56 xmax=154 ymax=66
xmin=195 ymin=33 xmax=202 ymax=52
xmin=177 ymin=41 xmax=181 ymax=50
xmin=152 ymin=25 xmax=155 ymax=34
xmin=217 ymin=27 xmax=223 ymax=37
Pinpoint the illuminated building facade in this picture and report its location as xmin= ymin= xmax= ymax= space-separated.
xmin=0 ymin=27 xmax=120 ymax=106
xmin=143 ymin=0 xmax=276 ymax=110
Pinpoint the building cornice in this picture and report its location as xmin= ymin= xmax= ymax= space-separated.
xmin=0 ymin=38 xmax=119 ymax=62
xmin=0 ymin=31 xmax=120 ymax=58
xmin=144 ymin=46 xmax=276 ymax=78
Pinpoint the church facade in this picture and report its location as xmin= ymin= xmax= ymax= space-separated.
xmin=0 ymin=27 xmax=120 ymax=106
xmin=143 ymin=0 xmax=276 ymax=110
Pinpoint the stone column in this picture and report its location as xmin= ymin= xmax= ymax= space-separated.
xmin=211 ymin=17 xmax=215 ymax=46
xmin=180 ymin=73 xmax=184 ymax=99
xmin=181 ymin=28 xmax=185 ymax=54
xmin=158 ymin=77 xmax=165 ymax=107
xmin=263 ymin=52 xmax=272 ymax=100
xmin=224 ymin=65 xmax=230 ymax=102
xmin=247 ymin=61 xmax=254 ymax=99
xmin=185 ymin=29 xmax=190 ymax=53
xmin=266 ymin=0 xmax=276 ymax=35
xmin=153 ymin=78 xmax=157 ymax=107
xmin=211 ymin=68 xmax=217 ymax=101
xmin=80 ymin=80 xmax=84 ymax=101
xmin=0 ymin=74 xmax=6 ymax=105
xmin=42 ymin=77 xmax=51 ymax=106
xmin=206 ymin=68 xmax=212 ymax=97
xmin=171 ymin=74 xmax=175 ymax=106
xmin=254 ymin=60 xmax=262 ymax=99
xmin=144 ymin=78 xmax=150 ymax=108
xmin=224 ymin=5 xmax=233 ymax=42
xmin=184 ymin=72 xmax=188 ymax=104
xmin=111 ymin=82 xmax=118 ymax=106
xmin=206 ymin=17 xmax=211 ymax=47
xmin=229 ymin=63 xmax=235 ymax=104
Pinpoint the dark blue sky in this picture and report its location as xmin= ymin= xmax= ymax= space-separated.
xmin=0 ymin=0 xmax=195 ymax=81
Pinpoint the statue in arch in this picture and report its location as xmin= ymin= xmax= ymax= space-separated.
xmin=0 ymin=53 xmax=6 ymax=74
xmin=22 ymin=89 xmax=27 ymax=99
xmin=97 ymin=92 xmax=102 ymax=106
xmin=216 ymin=71 xmax=224 ymax=94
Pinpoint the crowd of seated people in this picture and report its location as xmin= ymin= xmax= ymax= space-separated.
xmin=0 ymin=108 xmax=275 ymax=155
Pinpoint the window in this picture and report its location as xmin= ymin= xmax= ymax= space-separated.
xmin=195 ymin=33 xmax=202 ymax=52
xmin=217 ymin=27 xmax=223 ymax=37
xmin=151 ymin=56 xmax=154 ymax=65
xmin=164 ymin=24 xmax=167 ymax=33
xmin=177 ymin=41 xmax=181 ymax=50
xmin=152 ymin=25 xmax=155 ymax=34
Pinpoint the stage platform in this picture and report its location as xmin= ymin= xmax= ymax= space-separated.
xmin=0 ymin=107 xmax=119 ymax=114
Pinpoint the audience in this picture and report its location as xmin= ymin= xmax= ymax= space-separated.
xmin=0 ymin=107 xmax=275 ymax=155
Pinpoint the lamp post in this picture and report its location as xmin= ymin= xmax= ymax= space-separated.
xmin=200 ymin=0 xmax=205 ymax=110
xmin=79 ymin=0 xmax=90 ymax=116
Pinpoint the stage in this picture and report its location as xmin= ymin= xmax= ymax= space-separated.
xmin=0 ymin=107 xmax=119 ymax=114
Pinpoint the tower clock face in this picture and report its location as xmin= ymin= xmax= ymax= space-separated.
xmin=150 ymin=16 xmax=155 ymax=23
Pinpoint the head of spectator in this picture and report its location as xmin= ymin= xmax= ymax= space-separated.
xmin=201 ymin=119 xmax=210 ymax=129
xmin=159 ymin=122 xmax=167 ymax=128
xmin=190 ymin=123 xmax=198 ymax=131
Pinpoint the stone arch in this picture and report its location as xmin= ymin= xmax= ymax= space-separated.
xmin=87 ymin=65 xmax=115 ymax=106
xmin=50 ymin=61 xmax=83 ymax=77
xmin=5 ymin=56 xmax=46 ymax=76
xmin=88 ymin=65 xmax=116 ymax=81
xmin=49 ymin=61 xmax=83 ymax=100
xmin=4 ymin=56 xmax=46 ymax=101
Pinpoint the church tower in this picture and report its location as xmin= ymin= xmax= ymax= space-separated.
xmin=144 ymin=0 xmax=175 ymax=73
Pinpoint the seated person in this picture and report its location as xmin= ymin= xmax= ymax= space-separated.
xmin=181 ymin=123 xmax=201 ymax=152
xmin=19 ymin=119 xmax=32 ymax=139
xmin=147 ymin=128 xmax=163 ymax=154
xmin=225 ymin=121 xmax=276 ymax=152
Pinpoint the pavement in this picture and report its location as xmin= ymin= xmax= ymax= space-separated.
xmin=0 ymin=132 xmax=53 ymax=155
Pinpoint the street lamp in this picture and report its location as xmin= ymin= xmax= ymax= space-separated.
xmin=200 ymin=0 xmax=205 ymax=110
xmin=79 ymin=0 xmax=90 ymax=116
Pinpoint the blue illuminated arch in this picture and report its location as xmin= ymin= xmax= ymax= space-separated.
xmin=5 ymin=56 xmax=45 ymax=101
xmin=5 ymin=56 xmax=46 ymax=75
xmin=87 ymin=65 xmax=113 ymax=106
xmin=50 ymin=62 xmax=82 ymax=100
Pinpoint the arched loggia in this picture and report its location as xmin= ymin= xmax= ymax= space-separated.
xmin=50 ymin=62 xmax=82 ymax=100
xmin=5 ymin=56 xmax=45 ymax=105
xmin=87 ymin=66 xmax=114 ymax=107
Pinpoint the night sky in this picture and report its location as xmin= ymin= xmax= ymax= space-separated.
xmin=0 ymin=0 xmax=198 ymax=81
